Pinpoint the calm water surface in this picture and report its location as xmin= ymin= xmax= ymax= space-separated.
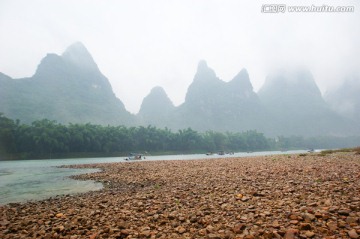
xmin=0 ymin=150 xmax=308 ymax=205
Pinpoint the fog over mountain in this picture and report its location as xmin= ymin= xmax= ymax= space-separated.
xmin=1 ymin=43 xmax=359 ymax=137
xmin=324 ymin=75 xmax=360 ymax=122
xmin=258 ymin=68 xmax=354 ymax=136
xmin=172 ymin=61 xmax=270 ymax=132
xmin=1 ymin=1 xmax=359 ymax=114
xmin=138 ymin=86 xmax=175 ymax=127
xmin=0 ymin=43 xmax=134 ymax=125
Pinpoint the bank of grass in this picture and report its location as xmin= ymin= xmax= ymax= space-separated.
xmin=319 ymin=147 xmax=360 ymax=156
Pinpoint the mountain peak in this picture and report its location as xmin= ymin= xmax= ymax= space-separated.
xmin=150 ymin=86 xmax=168 ymax=95
xmin=66 ymin=41 xmax=86 ymax=49
xmin=62 ymin=42 xmax=98 ymax=70
xmin=63 ymin=42 xmax=89 ymax=56
xmin=325 ymin=75 xmax=360 ymax=120
xmin=229 ymin=68 xmax=253 ymax=91
xmin=194 ymin=60 xmax=217 ymax=81
xmin=138 ymin=86 xmax=175 ymax=125
xmin=139 ymin=86 xmax=174 ymax=111
xmin=197 ymin=60 xmax=208 ymax=71
xmin=258 ymin=68 xmax=326 ymax=113
xmin=265 ymin=67 xmax=315 ymax=85
xmin=2 ymin=42 xmax=133 ymax=125
xmin=33 ymin=53 xmax=65 ymax=78
xmin=260 ymin=68 xmax=322 ymax=97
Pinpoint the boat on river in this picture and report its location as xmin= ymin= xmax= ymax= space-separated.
xmin=125 ymin=153 xmax=144 ymax=161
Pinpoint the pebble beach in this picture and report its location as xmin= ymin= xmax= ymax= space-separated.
xmin=1 ymin=152 xmax=360 ymax=239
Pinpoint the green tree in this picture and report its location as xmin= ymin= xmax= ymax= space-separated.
xmin=176 ymin=128 xmax=203 ymax=151
xmin=0 ymin=113 xmax=16 ymax=153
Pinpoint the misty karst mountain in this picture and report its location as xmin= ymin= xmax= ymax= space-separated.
xmin=173 ymin=61 xmax=270 ymax=132
xmin=0 ymin=42 xmax=134 ymax=125
xmin=1 ymin=42 xmax=359 ymax=137
xmin=324 ymin=75 xmax=360 ymax=122
xmin=138 ymin=86 xmax=175 ymax=127
xmin=258 ymin=68 xmax=354 ymax=136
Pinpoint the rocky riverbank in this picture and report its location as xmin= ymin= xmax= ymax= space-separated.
xmin=1 ymin=152 xmax=360 ymax=238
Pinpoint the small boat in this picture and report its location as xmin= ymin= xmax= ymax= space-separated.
xmin=307 ymin=148 xmax=315 ymax=153
xmin=125 ymin=153 xmax=143 ymax=161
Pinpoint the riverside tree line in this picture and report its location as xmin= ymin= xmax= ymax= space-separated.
xmin=0 ymin=114 xmax=359 ymax=159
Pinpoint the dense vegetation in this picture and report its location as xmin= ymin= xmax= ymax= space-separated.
xmin=0 ymin=114 xmax=270 ymax=159
xmin=0 ymin=114 xmax=359 ymax=160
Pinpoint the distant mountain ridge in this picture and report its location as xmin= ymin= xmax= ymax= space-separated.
xmin=0 ymin=42 xmax=134 ymax=125
xmin=138 ymin=86 xmax=175 ymax=127
xmin=171 ymin=61 xmax=270 ymax=132
xmin=258 ymin=69 xmax=353 ymax=136
xmin=1 ymin=42 xmax=359 ymax=137
xmin=324 ymin=75 xmax=360 ymax=122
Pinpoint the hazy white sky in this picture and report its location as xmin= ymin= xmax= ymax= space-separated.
xmin=1 ymin=0 xmax=359 ymax=113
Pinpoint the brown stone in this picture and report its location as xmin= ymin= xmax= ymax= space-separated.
xmin=233 ymin=223 xmax=246 ymax=233
xmin=348 ymin=229 xmax=359 ymax=239
xmin=1 ymin=152 xmax=360 ymax=239
xmin=241 ymin=196 xmax=250 ymax=202
xmin=338 ymin=209 xmax=350 ymax=216
xmin=303 ymin=213 xmax=315 ymax=222
xmin=346 ymin=217 xmax=358 ymax=224
xmin=177 ymin=226 xmax=186 ymax=234
xmin=284 ymin=229 xmax=299 ymax=239
xmin=120 ymin=229 xmax=130 ymax=235
xmin=272 ymin=220 xmax=280 ymax=228
xmin=324 ymin=199 xmax=332 ymax=206
xmin=305 ymin=231 xmax=315 ymax=238
xmin=290 ymin=220 xmax=299 ymax=225
xmin=244 ymin=235 xmax=255 ymax=239
xmin=198 ymin=229 xmax=206 ymax=236
xmin=299 ymin=223 xmax=312 ymax=230
xmin=89 ymin=233 xmax=97 ymax=239
xmin=326 ymin=221 xmax=337 ymax=231
xmin=208 ymin=233 xmax=221 ymax=239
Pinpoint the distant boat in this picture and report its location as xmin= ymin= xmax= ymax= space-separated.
xmin=125 ymin=153 xmax=143 ymax=161
xmin=307 ymin=148 xmax=315 ymax=153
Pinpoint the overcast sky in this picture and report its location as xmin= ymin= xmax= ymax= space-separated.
xmin=1 ymin=0 xmax=359 ymax=113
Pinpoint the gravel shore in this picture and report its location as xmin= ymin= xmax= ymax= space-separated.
xmin=1 ymin=152 xmax=360 ymax=239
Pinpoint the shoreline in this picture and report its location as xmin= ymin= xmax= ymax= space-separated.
xmin=1 ymin=152 xmax=360 ymax=238
xmin=0 ymin=148 xmax=311 ymax=161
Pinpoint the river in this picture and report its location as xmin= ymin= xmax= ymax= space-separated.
xmin=0 ymin=150 xmax=309 ymax=205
